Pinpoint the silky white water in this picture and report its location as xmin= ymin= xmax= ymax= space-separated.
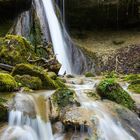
xmin=66 ymin=77 xmax=135 ymax=140
xmin=42 ymin=0 xmax=71 ymax=75
xmin=1 ymin=93 xmax=54 ymax=140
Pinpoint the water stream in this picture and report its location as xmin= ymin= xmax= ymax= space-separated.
xmin=1 ymin=93 xmax=54 ymax=140
xmin=1 ymin=77 xmax=139 ymax=140
xmin=66 ymin=77 xmax=136 ymax=140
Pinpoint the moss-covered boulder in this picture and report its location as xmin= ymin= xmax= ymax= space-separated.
xmin=12 ymin=63 xmax=63 ymax=89
xmin=124 ymin=74 xmax=140 ymax=93
xmin=0 ymin=97 xmax=8 ymax=122
xmin=97 ymin=78 xmax=135 ymax=110
xmin=85 ymin=72 xmax=95 ymax=77
xmin=52 ymin=88 xmax=77 ymax=109
xmin=124 ymin=74 xmax=140 ymax=83
xmin=48 ymin=72 xmax=57 ymax=80
xmin=128 ymin=80 xmax=140 ymax=94
xmin=14 ymin=75 xmax=42 ymax=90
xmin=0 ymin=35 xmax=37 ymax=66
xmin=0 ymin=73 xmax=17 ymax=92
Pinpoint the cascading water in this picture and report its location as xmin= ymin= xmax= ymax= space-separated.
xmin=66 ymin=77 xmax=136 ymax=140
xmin=1 ymin=93 xmax=53 ymax=140
xmin=42 ymin=0 xmax=71 ymax=75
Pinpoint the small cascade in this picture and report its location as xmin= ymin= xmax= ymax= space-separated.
xmin=1 ymin=93 xmax=53 ymax=140
xmin=66 ymin=77 xmax=136 ymax=140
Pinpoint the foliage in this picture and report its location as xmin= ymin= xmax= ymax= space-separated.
xmin=52 ymin=88 xmax=76 ymax=109
xmin=14 ymin=75 xmax=42 ymax=90
xmin=0 ymin=73 xmax=17 ymax=92
xmin=97 ymin=78 xmax=135 ymax=110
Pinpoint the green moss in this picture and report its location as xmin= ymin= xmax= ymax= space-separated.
xmin=12 ymin=63 xmax=61 ymax=89
xmin=85 ymin=72 xmax=95 ymax=77
xmin=104 ymin=71 xmax=118 ymax=79
xmin=128 ymin=84 xmax=140 ymax=94
xmin=124 ymin=74 xmax=140 ymax=93
xmin=124 ymin=74 xmax=140 ymax=83
xmin=55 ymin=78 xmax=67 ymax=88
xmin=0 ymin=97 xmax=8 ymax=122
xmin=52 ymin=88 xmax=77 ymax=109
xmin=128 ymin=79 xmax=140 ymax=94
xmin=97 ymin=78 xmax=135 ymax=110
xmin=14 ymin=75 xmax=42 ymax=90
xmin=87 ymin=91 xmax=100 ymax=100
xmin=0 ymin=73 xmax=17 ymax=92
xmin=0 ymin=35 xmax=37 ymax=66
xmin=48 ymin=72 xmax=57 ymax=80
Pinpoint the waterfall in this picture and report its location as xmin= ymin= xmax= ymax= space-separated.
xmin=1 ymin=93 xmax=54 ymax=140
xmin=42 ymin=0 xmax=71 ymax=75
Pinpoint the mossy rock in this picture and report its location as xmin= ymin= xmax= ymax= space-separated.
xmin=48 ymin=72 xmax=57 ymax=80
xmin=0 ymin=35 xmax=38 ymax=66
xmin=12 ymin=63 xmax=62 ymax=89
xmin=124 ymin=74 xmax=140 ymax=83
xmin=0 ymin=97 xmax=8 ymax=122
xmin=0 ymin=73 xmax=17 ymax=92
xmin=52 ymin=88 xmax=77 ymax=109
xmin=128 ymin=80 xmax=140 ymax=94
xmin=14 ymin=75 xmax=42 ymax=90
xmin=97 ymin=78 xmax=135 ymax=110
xmin=85 ymin=72 xmax=95 ymax=77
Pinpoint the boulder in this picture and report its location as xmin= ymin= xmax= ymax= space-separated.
xmin=0 ymin=73 xmax=17 ymax=92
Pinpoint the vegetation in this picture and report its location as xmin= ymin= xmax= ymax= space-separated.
xmin=52 ymin=88 xmax=77 ymax=109
xmin=85 ymin=72 xmax=95 ymax=77
xmin=0 ymin=73 xmax=17 ymax=92
xmin=0 ymin=97 xmax=8 ymax=122
xmin=128 ymin=80 xmax=140 ymax=94
xmin=14 ymin=75 xmax=42 ymax=90
xmin=124 ymin=74 xmax=140 ymax=93
xmin=124 ymin=74 xmax=140 ymax=82
xmin=12 ymin=63 xmax=62 ymax=89
xmin=48 ymin=72 xmax=57 ymax=80
xmin=0 ymin=35 xmax=37 ymax=66
xmin=97 ymin=78 xmax=135 ymax=110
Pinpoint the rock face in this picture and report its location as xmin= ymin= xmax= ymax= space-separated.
xmin=0 ymin=0 xmax=32 ymax=20
xmin=65 ymin=0 xmax=140 ymax=29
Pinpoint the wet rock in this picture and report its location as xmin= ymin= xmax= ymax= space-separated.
xmin=61 ymin=107 xmax=94 ymax=127
xmin=0 ymin=98 xmax=8 ymax=122
xmin=85 ymin=90 xmax=101 ymax=100
xmin=103 ymin=100 xmax=140 ymax=139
